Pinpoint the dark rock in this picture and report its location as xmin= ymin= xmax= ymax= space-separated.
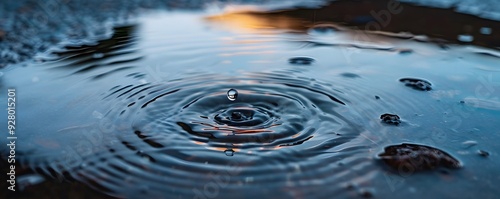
xmin=399 ymin=78 xmax=432 ymax=91
xmin=375 ymin=95 xmax=380 ymax=100
xmin=478 ymin=150 xmax=490 ymax=157
xmin=378 ymin=143 xmax=462 ymax=171
xmin=288 ymin=57 xmax=315 ymax=65
xmin=380 ymin=113 xmax=401 ymax=125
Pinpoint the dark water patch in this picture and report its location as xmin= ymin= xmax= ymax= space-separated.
xmin=378 ymin=143 xmax=462 ymax=171
xmin=399 ymin=78 xmax=432 ymax=91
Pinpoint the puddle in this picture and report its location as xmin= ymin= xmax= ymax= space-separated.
xmin=1 ymin=1 xmax=499 ymax=198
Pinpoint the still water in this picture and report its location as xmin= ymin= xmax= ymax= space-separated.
xmin=1 ymin=3 xmax=500 ymax=199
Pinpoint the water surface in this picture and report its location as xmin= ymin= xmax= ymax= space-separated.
xmin=1 ymin=3 xmax=500 ymax=199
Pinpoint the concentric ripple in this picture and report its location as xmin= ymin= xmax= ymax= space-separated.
xmin=45 ymin=71 xmax=378 ymax=198
xmin=114 ymin=72 xmax=355 ymax=150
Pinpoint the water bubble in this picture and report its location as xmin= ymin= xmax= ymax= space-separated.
xmin=227 ymin=89 xmax=238 ymax=101
xmin=224 ymin=149 xmax=234 ymax=156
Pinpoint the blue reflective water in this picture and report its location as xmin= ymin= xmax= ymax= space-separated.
xmin=1 ymin=5 xmax=500 ymax=199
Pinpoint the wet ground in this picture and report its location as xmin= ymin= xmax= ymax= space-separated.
xmin=1 ymin=0 xmax=500 ymax=199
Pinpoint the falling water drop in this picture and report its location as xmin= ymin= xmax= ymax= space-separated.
xmin=227 ymin=89 xmax=238 ymax=101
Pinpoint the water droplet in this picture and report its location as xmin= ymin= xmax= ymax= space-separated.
xmin=224 ymin=149 xmax=234 ymax=156
xmin=227 ymin=89 xmax=238 ymax=101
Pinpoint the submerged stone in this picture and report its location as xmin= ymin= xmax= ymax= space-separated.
xmin=399 ymin=78 xmax=432 ymax=91
xmin=380 ymin=113 xmax=401 ymax=125
xmin=378 ymin=143 xmax=462 ymax=171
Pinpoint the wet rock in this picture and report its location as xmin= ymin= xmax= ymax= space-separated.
xmin=378 ymin=143 xmax=462 ymax=171
xmin=288 ymin=57 xmax=315 ymax=65
xmin=478 ymin=150 xmax=490 ymax=157
xmin=375 ymin=95 xmax=380 ymax=100
xmin=399 ymin=78 xmax=432 ymax=91
xmin=380 ymin=113 xmax=401 ymax=125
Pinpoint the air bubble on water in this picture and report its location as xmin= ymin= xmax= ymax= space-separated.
xmin=224 ymin=149 xmax=234 ymax=156
xmin=227 ymin=89 xmax=238 ymax=101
